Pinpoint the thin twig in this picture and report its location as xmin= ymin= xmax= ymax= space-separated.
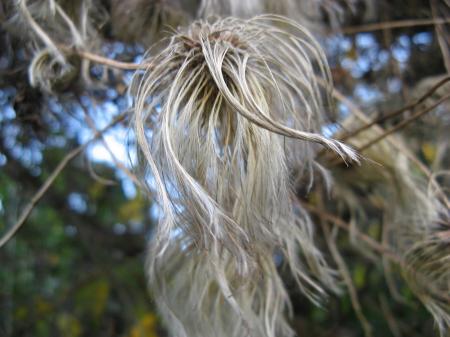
xmin=0 ymin=113 xmax=127 ymax=248
xmin=430 ymin=1 xmax=450 ymax=74
xmin=340 ymin=17 xmax=450 ymax=34
xmin=339 ymin=76 xmax=450 ymax=141
xmin=43 ymin=18 xmax=444 ymax=72
xmin=78 ymin=98 xmax=140 ymax=186
xmin=379 ymin=295 xmax=403 ymax=337
xmin=301 ymin=201 xmax=402 ymax=264
xmin=315 ymin=186 xmax=373 ymax=336
xmin=357 ymin=93 xmax=450 ymax=152
xmin=61 ymin=46 xmax=145 ymax=70
xmin=321 ymin=218 xmax=373 ymax=337
xmin=329 ymin=87 xmax=450 ymax=208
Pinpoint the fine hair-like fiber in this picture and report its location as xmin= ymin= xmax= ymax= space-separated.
xmin=130 ymin=15 xmax=358 ymax=337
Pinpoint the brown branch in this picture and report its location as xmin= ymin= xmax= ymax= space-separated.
xmin=0 ymin=113 xmax=127 ymax=248
xmin=77 ymin=49 xmax=145 ymax=70
xmin=430 ymin=1 xmax=450 ymax=74
xmin=340 ymin=17 xmax=450 ymax=34
xmin=320 ymin=221 xmax=373 ymax=337
xmin=357 ymin=93 xmax=450 ymax=152
xmin=301 ymin=202 xmax=402 ymax=264
xmin=59 ymin=45 xmax=145 ymax=70
xmin=329 ymin=93 xmax=450 ymax=207
xmin=339 ymin=76 xmax=450 ymax=141
xmin=329 ymin=86 xmax=450 ymax=208
xmin=53 ymin=18 xmax=449 ymax=72
xmin=78 ymin=98 xmax=141 ymax=186
xmin=303 ymin=201 xmax=450 ymax=304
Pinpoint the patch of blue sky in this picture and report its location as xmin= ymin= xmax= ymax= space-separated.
xmin=122 ymin=71 xmax=135 ymax=85
xmin=67 ymin=192 xmax=88 ymax=214
xmin=326 ymin=35 xmax=352 ymax=53
xmin=102 ymin=41 xmax=125 ymax=58
xmin=392 ymin=35 xmax=411 ymax=63
xmin=104 ymin=99 xmax=122 ymax=117
xmin=412 ymin=32 xmax=432 ymax=46
xmin=3 ymin=124 xmax=20 ymax=149
xmin=337 ymin=102 xmax=351 ymax=119
xmin=0 ymin=104 xmax=16 ymax=121
xmin=47 ymin=135 xmax=67 ymax=148
xmin=129 ymin=220 xmax=145 ymax=234
xmin=387 ymin=77 xmax=402 ymax=93
xmin=134 ymin=54 xmax=144 ymax=64
xmin=90 ymin=64 xmax=104 ymax=79
xmin=14 ymin=146 xmax=43 ymax=167
xmin=356 ymin=56 xmax=371 ymax=73
xmin=113 ymin=222 xmax=127 ymax=235
xmin=339 ymin=36 xmax=353 ymax=52
xmin=0 ymin=87 xmax=16 ymax=104
xmin=119 ymin=172 xmax=137 ymax=199
xmin=321 ymin=123 xmax=339 ymax=138
xmin=0 ymin=153 xmax=7 ymax=166
xmin=87 ymin=131 xmax=129 ymax=165
xmin=354 ymin=83 xmax=382 ymax=104
xmin=48 ymin=97 xmax=63 ymax=113
xmin=356 ymin=33 xmax=377 ymax=49
xmin=373 ymin=50 xmax=389 ymax=71
xmin=106 ymin=88 xmax=118 ymax=99
xmin=149 ymin=203 xmax=161 ymax=220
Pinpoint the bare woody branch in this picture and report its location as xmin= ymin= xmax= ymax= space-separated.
xmin=0 ymin=113 xmax=127 ymax=249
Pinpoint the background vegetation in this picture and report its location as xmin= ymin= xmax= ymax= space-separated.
xmin=0 ymin=0 xmax=449 ymax=336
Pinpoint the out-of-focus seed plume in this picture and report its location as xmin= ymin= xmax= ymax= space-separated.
xmin=331 ymin=118 xmax=450 ymax=335
xmin=197 ymin=0 xmax=371 ymax=30
xmin=110 ymin=0 xmax=192 ymax=46
xmin=6 ymin=0 xmax=106 ymax=92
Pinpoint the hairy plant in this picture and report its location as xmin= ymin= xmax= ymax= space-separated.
xmin=7 ymin=0 xmax=105 ymax=92
xmin=110 ymin=0 xmax=191 ymax=46
xmin=197 ymin=0 xmax=362 ymax=29
xmin=403 ymin=212 xmax=450 ymax=334
xmin=198 ymin=0 xmax=264 ymax=18
xmin=130 ymin=15 xmax=358 ymax=337
xmin=331 ymin=120 xmax=450 ymax=335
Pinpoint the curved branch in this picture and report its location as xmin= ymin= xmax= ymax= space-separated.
xmin=340 ymin=17 xmax=450 ymax=34
xmin=0 ymin=113 xmax=127 ymax=248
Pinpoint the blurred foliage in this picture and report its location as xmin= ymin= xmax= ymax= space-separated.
xmin=0 ymin=0 xmax=449 ymax=336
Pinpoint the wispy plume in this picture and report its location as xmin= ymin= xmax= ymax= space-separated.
xmin=198 ymin=0 xmax=363 ymax=29
xmin=130 ymin=15 xmax=358 ymax=337
xmin=332 ymin=120 xmax=450 ymax=335
xmin=7 ymin=0 xmax=106 ymax=92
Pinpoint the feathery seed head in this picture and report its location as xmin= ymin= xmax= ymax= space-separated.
xmin=130 ymin=15 xmax=357 ymax=337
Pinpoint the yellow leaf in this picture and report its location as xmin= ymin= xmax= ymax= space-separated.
xmin=118 ymin=194 xmax=145 ymax=222
xmin=353 ymin=264 xmax=366 ymax=289
xmin=346 ymin=46 xmax=357 ymax=60
xmin=421 ymin=142 xmax=436 ymax=163
xmin=88 ymin=182 xmax=106 ymax=199
xmin=57 ymin=313 xmax=82 ymax=337
xmin=35 ymin=297 xmax=52 ymax=315
xmin=128 ymin=313 xmax=157 ymax=337
xmin=368 ymin=224 xmax=380 ymax=239
xmin=75 ymin=279 xmax=110 ymax=319
xmin=14 ymin=306 xmax=28 ymax=320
